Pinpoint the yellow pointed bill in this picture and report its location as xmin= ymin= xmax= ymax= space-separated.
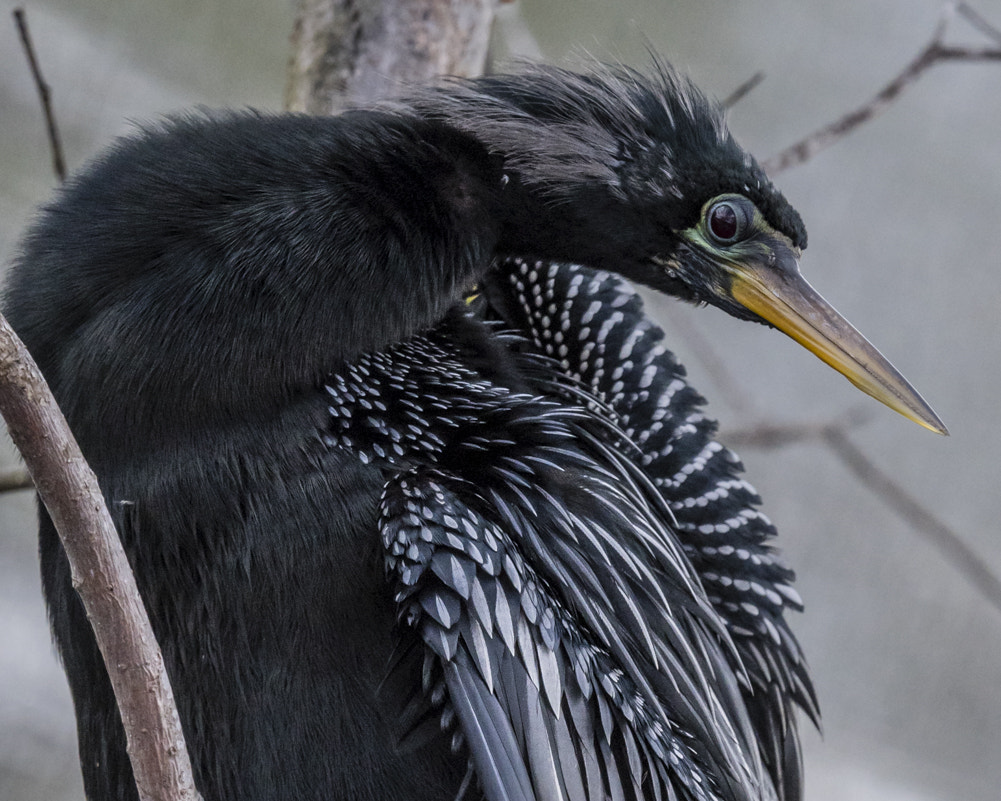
xmin=728 ymin=263 xmax=948 ymax=435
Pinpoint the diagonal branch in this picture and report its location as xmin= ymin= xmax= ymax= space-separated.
xmin=764 ymin=2 xmax=1001 ymax=174
xmin=666 ymin=312 xmax=1001 ymax=616
xmin=0 ymin=314 xmax=202 ymax=801
xmin=9 ymin=9 xmax=200 ymax=800
xmin=721 ymin=70 xmax=765 ymax=109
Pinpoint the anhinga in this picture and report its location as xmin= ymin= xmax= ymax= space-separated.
xmin=4 ymin=63 xmax=944 ymax=801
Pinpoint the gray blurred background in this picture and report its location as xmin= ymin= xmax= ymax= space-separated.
xmin=1 ymin=1 xmax=998 ymax=799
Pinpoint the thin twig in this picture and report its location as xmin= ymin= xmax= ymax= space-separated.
xmin=723 ymin=420 xmax=828 ymax=450
xmin=764 ymin=2 xmax=1001 ymax=174
xmin=0 ymin=467 xmax=33 ymax=492
xmin=12 ymin=7 xmax=66 ymax=182
xmin=722 ymin=408 xmax=871 ymax=449
xmin=721 ymin=71 xmax=765 ymax=109
xmin=956 ymin=1 xmax=1001 ymax=45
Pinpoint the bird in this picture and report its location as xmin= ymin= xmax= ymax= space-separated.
xmin=4 ymin=62 xmax=945 ymax=801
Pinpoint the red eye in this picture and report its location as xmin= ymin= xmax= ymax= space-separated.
xmin=707 ymin=202 xmax=739 ymax=243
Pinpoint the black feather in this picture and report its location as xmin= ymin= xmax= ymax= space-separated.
xmin=4 ymin=62 xmax=816 ymax=801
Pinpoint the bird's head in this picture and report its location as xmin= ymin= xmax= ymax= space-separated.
xmin=410 ymin=61 xmax=946 ymax=434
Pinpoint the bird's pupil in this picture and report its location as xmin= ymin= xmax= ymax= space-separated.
xmin=709 ymin=203 xmax=738 ymax=242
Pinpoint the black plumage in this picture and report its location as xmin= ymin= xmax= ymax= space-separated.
xmin=5 ymin=62 xmax=939 ymax=801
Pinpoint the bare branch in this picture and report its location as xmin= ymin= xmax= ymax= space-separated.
xmin=764 ymin=2 xmax=1001 ymax=174
xmin=721 ymin=70 xmax=765 ymax=109
xmin=0 ymin=467 xmax=33 ymax=492
xmin=12 ymin=7 xmax=66 ymax=183
xmin=956 ymin=1 xmax=1001 ymax=45
xmin=0 ymin=314 xmax=202 ymax=801
xmin=9 ymin=11 xmax=200 ymax=798
xmin=722 ymin=408 xmax=871 ymax=449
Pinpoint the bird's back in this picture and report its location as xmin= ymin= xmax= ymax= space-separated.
xmin=4 ymin=109 xmax=502 ymax=801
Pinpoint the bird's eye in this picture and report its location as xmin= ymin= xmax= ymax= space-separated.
xmin=705 ymin=199 xmax=749 ymax=245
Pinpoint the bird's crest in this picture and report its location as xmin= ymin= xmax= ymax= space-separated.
xmin=404 ymin=60 xmax=805 ymax=248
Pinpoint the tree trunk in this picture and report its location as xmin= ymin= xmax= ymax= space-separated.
xmin=286 ymin=0 xmax=497 ymax=114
